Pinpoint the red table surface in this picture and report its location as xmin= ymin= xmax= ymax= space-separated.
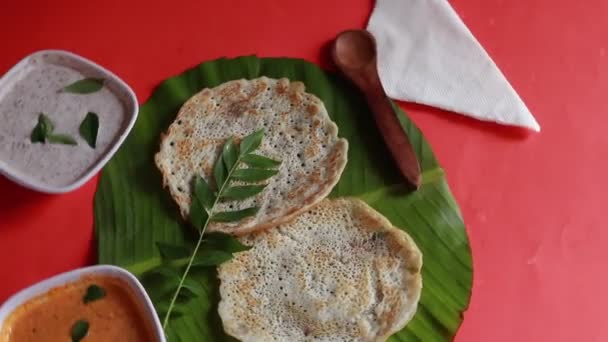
xmin=1 ymin=0 xmax=606 ymax=341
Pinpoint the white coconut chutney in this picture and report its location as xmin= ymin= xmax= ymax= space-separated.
xmin=0 ymin=54 xmax=129 ymax=187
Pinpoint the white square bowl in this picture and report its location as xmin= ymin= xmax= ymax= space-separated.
xmin=0 ymin=265 xmax=165 ymax=341
xmin=0 ymin=50 xmax=138 ymax=193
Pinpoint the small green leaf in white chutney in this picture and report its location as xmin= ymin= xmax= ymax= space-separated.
xmin=70 ymin=319 xmax=89 ymax=342
xmin=79 ymin=112 xmax=99 ymax=148
xmin=30 ymin=121 xmax=47 ymax=143
xmin=62 ymin=78 xmax=104 ymax=94
xmin=83 ymin=284 xmax=106 ymax=304
xmin=47 ymin=133 xmax=78 ymax=146
xmin=39 ymin=113 xmax=54 ymax=134
xmin=30 ymin=113 xmax=78 ymax=145
xmin=30 ymin=113 xmax=54 ymax=143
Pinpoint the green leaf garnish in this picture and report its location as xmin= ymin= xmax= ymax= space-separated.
xmin=30 ymin=125 xmax=46 ymax=143
xmin=190 ymin=176 xmax=214 ymax=230
xmin=83 ymin=284 xmax=106 ymax=303
xmin=62 ymin=78 xmax=104 ymax=94
xmin=189 ymin=195 xmax=208 ymax=231
xmin=148 ymin=265 xmax=182 ymax=279
xmin=30 ymin=113 xmax=51 ymax=143
xmin=79 ymin=112 xmax=99 ymax=148
xmin=239 ymin=129 xmax=264 ymax=155
xmin=241 ymin=153 xmax=281 ymax=168
xmin=222 ymin=137 xmax=238 ymax=171
xmin=231 ymin=168 xmax=278 ymax=182
xmin=191 ymin=249 xmax=234 ymax=266
xmin=211 ymin=207 xmax=260 ymax=222
xmin=146 ymin=277 xmax=180 ymax=302
xmin=180 ymin=278 xmax=206 ymax=297
xmin=155 ymin=303 xmax=187 ymax=320
xmin=70 ymin=319 xmax=89 ymax=342
xmin=213 ymin=153 xmax=227 ymax=189
xmin=39 ymin=113 xmax=55 ymax=133
xmin=204 ymin=233 xmax=251 ymax=253
xmin=156 ymin=242 xmax=191 ymax=260
xmin=47 ymin=133 xmax=77 ymax=145
xmin=31 ymin=113 xmax=54 ymax=143
xmin=194 ymin=175 xmax=215 ymax=209
xmin=141 ymin=129 xmax=280 ymax=329
xmin=221 ymin=185 xmax=266 ymax=200
xmin=30 ymin=113 xmax=77 ymax=145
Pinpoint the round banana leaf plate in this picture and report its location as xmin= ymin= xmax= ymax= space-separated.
xmin=94 ymin=56 xmax=472 ymax=341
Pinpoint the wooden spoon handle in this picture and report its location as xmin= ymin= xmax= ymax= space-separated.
xmin=340 ymin=63 xmax=422 ymax=190
xmin=362 ymin=63 xmax=422 ymax=190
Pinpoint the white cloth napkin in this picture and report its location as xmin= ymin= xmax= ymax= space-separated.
xmin=367 ymin=0 xmax=540 ymax=131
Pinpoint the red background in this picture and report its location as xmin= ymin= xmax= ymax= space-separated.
xmin=1 ymin=1 xmax=606 ymax=341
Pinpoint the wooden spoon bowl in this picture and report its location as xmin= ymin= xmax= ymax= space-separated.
xmin=332 ymin=29 xmax=422 ymax=190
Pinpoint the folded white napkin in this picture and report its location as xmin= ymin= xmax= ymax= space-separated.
xmin=367 ymin=0 xmax=540 ymax=131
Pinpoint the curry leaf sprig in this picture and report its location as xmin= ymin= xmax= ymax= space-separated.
xmin=145 ymin=129 xmax=281 ymax=328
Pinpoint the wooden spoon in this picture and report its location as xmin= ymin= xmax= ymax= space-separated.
xmin=332 ymin=29 xmax=421 ymax=190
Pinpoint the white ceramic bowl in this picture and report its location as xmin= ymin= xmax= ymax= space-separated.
xmin=0 ymin=49 xmax=138 ymax=193
xmin=0 ymin=265 xmax=165 ymax=341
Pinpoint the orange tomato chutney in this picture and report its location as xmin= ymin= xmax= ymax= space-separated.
xmin=0 ymin=275 xmax=156 ymax=342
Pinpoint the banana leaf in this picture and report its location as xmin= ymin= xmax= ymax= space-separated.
xmin=94 ymin=56 xmax=472 ymax=341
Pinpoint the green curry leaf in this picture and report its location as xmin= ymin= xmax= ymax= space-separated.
xmin=239 ymin=129 xmax=264 ymax=155
xmin=231 ymin=168 xmax=278 ymax=182
xmin=70 ymin=319 xmax=89 ymax=342
xmin=212 ymin=154 xmax=227 ymax=190
xmin=241 ymin=153 xmax=281 ymax=168
xmin=79 ymin=112 xmax=99 ymax=148
xmin=30 ymin=113 xmax=77 ymax=145
xmin=191 ymin=250 xmax=234 ymax=267
xmin=30 ymin=113 xmax=54 ymax=143
xmin=204 ymin=233 xmax=251 ymax=254
xmin=157 ymin=242 xmax=191 ymax=261
xmin=221 ymin=137 xmax=238 ymax=171
xmin=180 ymin=278 xmax=206 ymax=297
xmin=211 ymin=207 xmax=260 ymax=222
xmin=194 ymin=175 xmax=215 ymax=209
xmin=83 ymin=284 xmax=106 ymax=304
xmin=62 ymin=78 xmax=104 ymax=94
xmin=47 ymin=133 xmax=77 ymax=146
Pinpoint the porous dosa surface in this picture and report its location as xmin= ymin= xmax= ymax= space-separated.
xmin=155 ymin=77 xmax=348 ymax=235
xmin=218 ymin=198 xmax=423 ymax=342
